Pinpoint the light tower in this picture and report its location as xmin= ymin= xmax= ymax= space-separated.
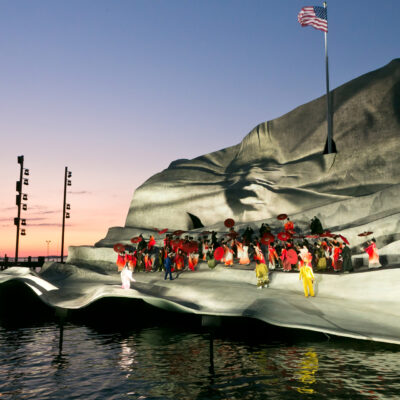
xmin=60 ymin=167 xmax=72 ymax=263
xmin=14 ymin=155 xmax=29 ymax=262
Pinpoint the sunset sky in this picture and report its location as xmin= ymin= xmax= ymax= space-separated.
xmin=1 ymin=0 xmax=399 ymax=258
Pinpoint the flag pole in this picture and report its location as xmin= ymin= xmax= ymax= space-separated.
xmin=323 ymin=1 xmax=333 ymax=153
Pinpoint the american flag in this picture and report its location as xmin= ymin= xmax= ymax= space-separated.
xmin=298 ymin=6 xmax=328 ymax=33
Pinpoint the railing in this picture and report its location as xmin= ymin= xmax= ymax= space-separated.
xmin=0 ymin=256 xmax=63 ymax=269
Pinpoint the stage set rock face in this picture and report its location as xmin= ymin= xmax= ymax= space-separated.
xmin=98 ymin=59 xmax=400 ymax=251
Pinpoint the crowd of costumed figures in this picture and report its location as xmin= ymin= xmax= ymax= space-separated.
xmin=114 ymin=214 xmax=381 ymax=289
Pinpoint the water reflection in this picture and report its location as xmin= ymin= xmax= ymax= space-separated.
xmin=294 ymin=348 xmax=318 ymax=394
xmin=1 ymin=320 xmax=400 ymax=399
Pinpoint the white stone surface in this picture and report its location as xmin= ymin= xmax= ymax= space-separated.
xmin=1 ymin=264 xmax=400 ymax=345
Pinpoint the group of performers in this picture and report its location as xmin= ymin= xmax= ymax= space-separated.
xmin=114 ymin=216 xmax=381 ymax=296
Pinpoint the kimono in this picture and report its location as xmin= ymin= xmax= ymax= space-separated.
xmin=268 ymin=245 xmax=278 ymax=269
xmin=280 ymin=248 xmax=292 ymax=271
xmin=365 ymin=242 xmax=381 ymax=268
xmin=148 ymin=235 xmax=156 ymax=251
xmin=116 ymin=253 xmax=126 ymax=272
xmin=332 ymin=246 xmax=343 ymax=271
xmin=188 ymin=253 xmax=199 ymax=271
xmin=237 ymin=242 xmax=250 ymax=265
xmin=125 ymin=253 xmax=136 ymax=270
xmin=315 ymin=247 xmax=327 ymax=271
xmin=342 ymin=245 xmax=353 ymax=272
xmin=224 ymin=245 xmax=234 ymax=266
xmin=174 ymin=253 xmax=185 ymax=270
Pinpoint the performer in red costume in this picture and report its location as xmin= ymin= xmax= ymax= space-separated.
xmin=126 ymin=251 xmax=135 ymax=271
xmin=174 ymin=250 xmax=185 ymax=271
xmin=268 ymin=243 xmax=279 ymax=270
xmin=284 ymin=218 xmax=294 ymax=233
xmin=365 ymin=238 xmax=381 ymax=268
xmin=236 ymin=240 xmax=250 ymax=265
xmin=254 ymin=243 xmax=266 ymax=263
xmin=116 ymin=251 xmax=126 ymax=272
xmin=332 ymin=243 xmax=343 ymax=272
xmin=148 ymin=235 xmax=156 ymax=251
xmin=280 ymin=246 xmax=292 ymax=271
xmin=223 ymin=244 xmax=234 ymax=266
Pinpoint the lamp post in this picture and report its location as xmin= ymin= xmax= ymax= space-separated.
xmin=60 ymin=167 xmax=72 ymax=263
xmin=15 ymin=155 xmax=29 ymax=263
xmin=46 ymin=240 xmax=51 ymax=260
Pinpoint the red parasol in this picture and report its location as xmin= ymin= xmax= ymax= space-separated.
xmin=173 ymin=230 xmax=186 ymax=236
xmin=277 ymin=213 xmax=288 ymax=221
xmin=113 ymin=243 xmax=125 ymax=253
xmin=277 ymin=231 xmax=291 ymax=242
xmin=130 ymin=236 xmax=143 ymax=243
xmin=358 ymin=231 xmax=373 ymax=237
xmin=224 ymin=218 xmax=235 ymax=228
xmin=156 ymin=228 xmax=168 ymax=234
xmin=214 ymin=246 xmax=225 ymax=261
xmin=338 ymin=234 xmax=349 ymax=245
xmin=287 ymin=249 xmax=298 ymax=264
xmin=306 ymin=234 xmax=319 ymax=239
xmin=261 ymin=232 xmax=275 ymax=245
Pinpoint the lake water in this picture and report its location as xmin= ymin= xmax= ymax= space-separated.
xmin=0 ymin=298 xmax=400 ymax=400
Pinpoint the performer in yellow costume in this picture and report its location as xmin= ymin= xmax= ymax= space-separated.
xmin=299 ymin=254 xmax=315 ymax=297
xmin=255 ymin=259 xmax=269 ymax=289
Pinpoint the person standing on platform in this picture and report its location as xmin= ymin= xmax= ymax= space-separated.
xmin=342 ymin=243 xmax=353 ymax=273
xmin=284 ymin=218 xmax=294 ymax=233
xmin=310 ymin=216 xmax=324 ymax=235
xmin=164 ymin=252 xmax=174 ymax=280
xmin=365 ymin=238 xmax=381 ymax=268
xmin=299 ymin=257 xmax=315 ymax=298
xmin=255 ymin=259 xmax=269 ymax=289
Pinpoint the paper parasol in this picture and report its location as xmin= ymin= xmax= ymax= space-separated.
xmin=261 ymin=232 xmax=275 ymax=245
xmin=277 ymin=231 xmax=291 ymax=241
xmin=338 ymin=234 xmax=349 ymax=244
xmin=156 ymin=228 xmax=168 ymax=234
xmin=358 ymin=231 xmax=373 ymax=237
xmin=224 ymin=218 xmax=235 ymax=228
xmin=113 ymin=243 xmax=125 ymax=253
xmin=277 ymin=213 xmax=288 ymax=220
xmin=214 ymin=246 xmax=225 ymax=261
xmin=130 ymin=236 xmax=142 ymax=243
xmin=287 ymin=249 xmax=298 ymax=264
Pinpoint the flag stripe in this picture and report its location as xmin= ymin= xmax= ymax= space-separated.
xmin=298 ymin=5 xmax=328 ymax=33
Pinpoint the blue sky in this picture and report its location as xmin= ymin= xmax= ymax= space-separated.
xmin=0 ymin=0 xmax=399 ymax=256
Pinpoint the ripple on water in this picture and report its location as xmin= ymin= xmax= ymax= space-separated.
xmin=1 ymin=323 xmax=400 ymax=399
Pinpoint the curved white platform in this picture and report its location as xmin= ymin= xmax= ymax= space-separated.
xmin=1 ymin=263 xmax=400 ymax=345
